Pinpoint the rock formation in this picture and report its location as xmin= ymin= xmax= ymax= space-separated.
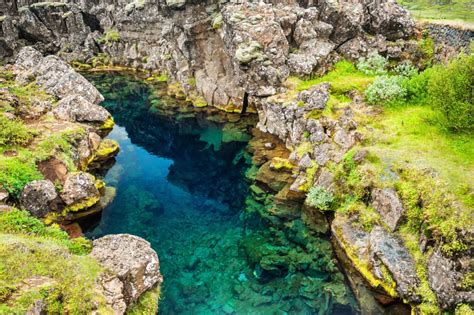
xmin=91 ymin=234 xmax=163 ymax=313
xmin=1 ymin=0 xmax=415 ymax=112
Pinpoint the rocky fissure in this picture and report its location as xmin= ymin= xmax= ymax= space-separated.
xmin=0 ymin=0 xmax=472 ymax=314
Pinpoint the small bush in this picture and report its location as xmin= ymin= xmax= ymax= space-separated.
xmin=357 ymin=52 xmax=388 ymax=75
xmin=0 ymin=115 xmax=34 ymax=146
xmin=428 ymin=54 xmax=473 ymax=132
xmin=365 ymin=75 xmax=406 ymax=105
xmin=400 ymin=68 xmax=432 ymax=104
xmin=306 ymin=186 xmax=335 ymax=211
xmin=393 ymin=61 xmax=418 ymax=77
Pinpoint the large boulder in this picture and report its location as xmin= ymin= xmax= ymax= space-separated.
xmin=427 ymin=249 xmax=474 ymax=309
xmin=60 ymin=172 xmax=100 ymax=212
xmin=91 ymin=234 xmax=163 ymax=313
xmin=371 ymin=188 xmax=405 ymax=232
xmin=52 ymin=94 xmax=111 ymax=124
xmin=15 ymin=47 xmax=104 ymax=104
xmin=369 ymin=226 xmax=420 ymax=303
xmin=20 ymin=180 xmax=58 ymax=218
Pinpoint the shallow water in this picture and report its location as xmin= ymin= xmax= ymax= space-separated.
xmin=85 ymin=74 xmax=357 ymax=315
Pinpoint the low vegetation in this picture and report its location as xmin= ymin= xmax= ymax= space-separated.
xmin=0 ymin=209 xmax=108 ymax=314
xmin=399 ymin=0 xmax=474 ymax=24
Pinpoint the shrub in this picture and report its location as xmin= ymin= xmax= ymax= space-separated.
xmin=357 ymin=52 xmax=388 ymax=75
xmin=306 ymin=186 xmax=335 ymax=211
xmin=428 ymin=53 xmax=474 ymax=132
xmin=0 ymin=115 xmax=34 ymax=146
xmin=365 ymin=75 xmax=406 ymax=105
xmin=393 ymin=61 xmax=418 ymax=77
xmin=400 ymin=68 xmax=432 ymax=104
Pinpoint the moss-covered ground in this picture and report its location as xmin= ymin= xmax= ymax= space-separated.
xmin=400 ymin=0 xmax=474 ymax=26
xmin=0 ymin=209 xmax=112 ymax=314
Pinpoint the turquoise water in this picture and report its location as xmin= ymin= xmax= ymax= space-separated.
xmin=85 ymin=74 xmax=357 ymax=315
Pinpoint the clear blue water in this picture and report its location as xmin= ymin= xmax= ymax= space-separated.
xmin=84 ymin=74 xmax=357 ymax=315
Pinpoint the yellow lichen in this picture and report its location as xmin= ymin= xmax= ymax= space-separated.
xmin=100 ymin=117 xmax=115 ymax=130
xmin=269 ymin=157 xmax=294 ymax=171
xmin=94 ymin=139 xmax=120 ymax=160
xmin=64 ymin=196 xmax=100 ymax=213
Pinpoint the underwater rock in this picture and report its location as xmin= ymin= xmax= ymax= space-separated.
xmin=371 ymin=188 xmax=405 ymax=232
xmin=20 ymin=180 xmax=59 ymax=218
xmin=60 ymin=172 xmax=100 ymax=212
xmin=91 ymin=234 xmax=163 ymax=313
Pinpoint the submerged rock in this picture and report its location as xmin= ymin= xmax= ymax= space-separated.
xmin=91 ymin=234 xmax=163 ymax=313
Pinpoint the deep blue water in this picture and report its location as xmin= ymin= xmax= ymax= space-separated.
xmin=84 ymin=74 xmax=357 ymax=315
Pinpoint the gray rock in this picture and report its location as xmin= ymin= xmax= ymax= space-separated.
xmin=91 ymin=234 xmax=163 ymax=313
xmin=15 ymin=47 xmax=104 ymax=104
xmin=427 ymin=249 xmax=474 ymax=309
xmin=52 ymin=94 xmax=111 ymax=124
xmin=20 ymin=180 xmax=58 ymax=218
xmin=369 ymin=226 xmax=420 ymax=303
xmin=297 ymin=83 xmax=331 ymax=110
xmin=60 ymin=172 xmax=99 ymax=209
xmin=371 ymin=188 xmax=405 ymax=232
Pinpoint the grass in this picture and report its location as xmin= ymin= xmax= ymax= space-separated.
xmin=289 ymin=60 xmax=375 ymax=96
xmin=399 ymin=0 xmax=474 ymax=25
xmin=364 ymin=105 xmax=473 ymax=207
xmin=0 ymin=210 xmax=109 ymax=314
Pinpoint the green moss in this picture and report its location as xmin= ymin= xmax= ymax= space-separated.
xmin=290 ymin=60 xmax=375 ymax=96
xmin=100 ymin=30 xmax=121 ymax=44
xmin=455 ymin=304 xmax=474 ymax=315
xmin=128 ymin=285 xmax=161 ymax=315
xmin=399 ymin=0 xmax=474 ymax=24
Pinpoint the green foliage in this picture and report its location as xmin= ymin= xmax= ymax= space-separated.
xmin=100 ymin=30 xmax=121 ymax=44
xmin=0 ymin=209 xmax=92 ymax=255
xmin=428 ymin=53 xmax=474 ymax=132
xmin=357 ymin=52 xmax=388 ymax=76
xmin=128 ymin=285 xmax=161 ymax=315
xmin=306 ymin=186 xmax=335 ymax=211
xmin=399 ymin=0 xmax=474 ymax=23
xmin=393 ymin=61 xmax=418 ymax=77
xmin=0 ymin=156 xmax=43 ymax=196
xmin=364 ymin=75 xmax=406 ymax=105
xmin=400 ymin=67 xmax=432 ymax=104
xmin=0 ymin=115 xmax=35 ymax=146
xmin=455 ymin=303 xmax=474 ymax=315
xmin=291 ymin=60 xmax=375 ymax=96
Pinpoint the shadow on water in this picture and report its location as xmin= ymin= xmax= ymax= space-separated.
xmin=83 ymin=73 xmax=358 ymax=315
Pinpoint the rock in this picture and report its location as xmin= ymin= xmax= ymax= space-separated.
xmin=165 ymin=0 xmax=186 ymax=10
xmin=91 ymin=234 xmax=163 ymax=313
xmin=15 ymin=47 xmax=104 ymax=104
xmin=37 ymin=157 xmax=68 ymax=184
xmin=26 ymin=299 xmax=47 ymax=315
xmin=93 ymin=139 xmax=120 ymax=162
xmin=20 ymin=180 xmax=58 ymax=218
xmin=427 ymin=249 xmax=474 ymax=309
xmin=61 ymin=222 xmax=83 ymax=238
xmin=52 ymin=94 xmax=111 ymax=124
xmin=371 ymin=188 xmax=405 ymax=232
xmin=0 ymin=189 xmax=9 ymax=204
xmin=369 ymin=226 xmax=420 ymax=303
xmin=60 ymin=172 xmax=100 ymax=212
xmin=297 ymin=83 xmax=331 ymax=110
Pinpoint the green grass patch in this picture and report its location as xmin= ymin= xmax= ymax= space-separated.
xmin=289 ymin=60 xmax=375 ymax=96
xmin=128 ymin=285 xmax=161 ymax=315
xmin=0 ymin=115 xmax=35 ymax=146
xmin=0 ymin=210 xmax=107 ymax=314
xmin=365 ymin=105 xmax=473 ymax=207
xmin=400 ymin=0 xmax=474 ymax=24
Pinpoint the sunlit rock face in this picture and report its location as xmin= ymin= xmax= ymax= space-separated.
xmin=0 ymin=0 xmax=414 ymax=111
